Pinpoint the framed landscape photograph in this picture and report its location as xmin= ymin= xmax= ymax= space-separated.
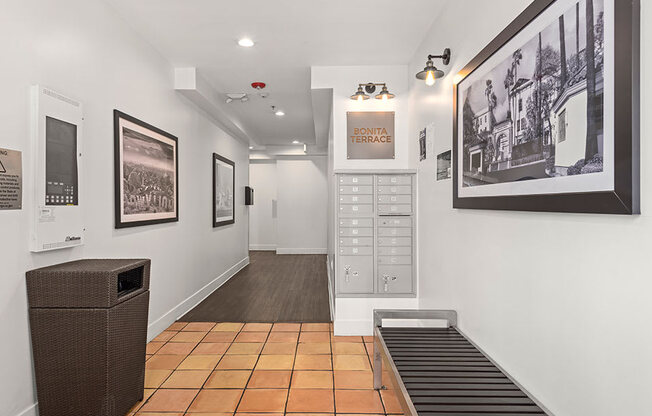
xmin=453 ymin=0 xmax=639 ymax=214
xmin=213 ymin=153 xmax=235 ymax=227
xmin=114 ymin=110 xmax=178 ymax=228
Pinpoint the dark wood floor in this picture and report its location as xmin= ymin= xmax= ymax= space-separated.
xmin=181 ymin=251 xmax=331 ymax=323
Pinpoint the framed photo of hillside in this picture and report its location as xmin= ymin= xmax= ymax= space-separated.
xmin=114 ymin=110 xmax=179 ymax=228
xmin=213 ymin=153 xmax=235 ymax=227
xmin=453 ymin=0 xmax=639 ymax=214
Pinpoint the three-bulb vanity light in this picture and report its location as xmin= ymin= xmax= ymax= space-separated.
xmin=350 ymin=83 xmax=395 ymax=101
xmin=415 ymin=48 xmax=451 ymax=86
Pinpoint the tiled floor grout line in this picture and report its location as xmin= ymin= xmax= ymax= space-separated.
xmin=222 ymin=323 xmax=256 ymax=415
xmin=178 ymin=324 xmax=216 ymax=414
xmin=182 ymin=322 xmax=235 ymax=414
xmin=330 ymin=324 xmax=337 ymax=415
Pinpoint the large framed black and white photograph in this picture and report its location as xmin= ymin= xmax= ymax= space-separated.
xmin=213 ymin=153 xmax=235 ymax=227
xmin=453 ymin=0 xmax=639 ymax=214
xmin=114 ymin=110 xmax=178 ymax=228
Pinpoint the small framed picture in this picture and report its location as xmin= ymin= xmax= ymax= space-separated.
xmin=213 ymin=153 xmax=235 ymax=227
xmin=113 ymin=110 xmax=178 ymax=228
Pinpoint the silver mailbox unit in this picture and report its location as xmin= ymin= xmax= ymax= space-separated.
xmin=337 ymin=173 xmax=415 ymax=297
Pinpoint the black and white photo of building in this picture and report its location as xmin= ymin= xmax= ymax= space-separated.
xmin=461 ymin=0 xmax=604 ymax=188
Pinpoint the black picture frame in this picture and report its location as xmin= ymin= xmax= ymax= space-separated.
xmin=213 ymin=153 xmax=235 ymax=227
xmin=453 ymin=0 xmax=639 ymax=214
xmin=113 ymin=110 xmax=179 ymax=228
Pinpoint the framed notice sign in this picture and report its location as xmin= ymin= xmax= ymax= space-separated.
xmin=347 ymin=112 xmax=395 ymax=159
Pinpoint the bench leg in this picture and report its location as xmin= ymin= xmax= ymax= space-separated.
xmin=373 ymin=337 xmax=383 ymax=390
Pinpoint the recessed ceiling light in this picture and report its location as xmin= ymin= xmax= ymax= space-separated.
xmin=275 ymin=110 xmax=285 ymax=116
xmin=249 ymin=146 xmax=254 ymax=150
xmin=292 ymin=140 xmax=301 ymax=144
xmin=238 ymin=38 xmax=254 ymax=47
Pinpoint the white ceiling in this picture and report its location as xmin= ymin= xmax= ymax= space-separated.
xmin=104 ymin=0 xmax=445 ymax=146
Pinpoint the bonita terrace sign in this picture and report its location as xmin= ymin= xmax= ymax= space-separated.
xmin=347 ymin=111 xmax=395 ymax=159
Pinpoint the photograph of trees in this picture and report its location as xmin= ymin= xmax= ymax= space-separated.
xmin=461 ymin=0 xmax=604 ymax=188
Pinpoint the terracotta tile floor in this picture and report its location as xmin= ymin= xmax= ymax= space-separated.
xmin=130 ymin=321 xmax=402 ymax=416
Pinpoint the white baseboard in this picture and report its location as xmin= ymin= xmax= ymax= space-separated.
xmin=14 ymin=403 xmax=37 ymax=416
xmin=276 ymin=248 xmax=327 ymax=255
xmin=333 ymin=319 xmax=373 ymax=336
xmin=147 ymin=256 xmax=250 ymax=341
xmin=249 ymin=244 xmax=276 ymax=251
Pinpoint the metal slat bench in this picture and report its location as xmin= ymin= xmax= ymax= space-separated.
xmin=373 ymin=309 xmax=548 ymax=416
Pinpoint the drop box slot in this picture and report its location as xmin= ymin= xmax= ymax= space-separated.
xmin=117 ymin=266 xmax=144 ymax=297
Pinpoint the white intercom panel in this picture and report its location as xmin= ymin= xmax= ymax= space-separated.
xmin=30 ymin=86 xmax=84 ymax=252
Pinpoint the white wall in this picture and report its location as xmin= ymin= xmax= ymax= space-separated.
xmin=276 ymin=157 xmax=328 ymax=254
xmin=249 ymin=160 xmax=278 ymax=250
xmin=410 ymin=1 xmax=651 ymax=415
xmin=0 ymin=1 xmax=249 ymax=416
xmin=311 ymin=66 xmax=413 ymax=171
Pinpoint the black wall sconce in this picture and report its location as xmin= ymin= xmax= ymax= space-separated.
xmin=415 ymin=48 xmax=451 ymax=86
xmin=350 ymin=83 xmax=395 ymax=101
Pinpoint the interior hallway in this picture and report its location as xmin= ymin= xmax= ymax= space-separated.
xmin=182 ymin=251 xmax=331 ymax=323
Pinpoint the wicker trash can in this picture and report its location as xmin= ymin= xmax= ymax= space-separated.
xmin=26 ymin=259 xmax=151 ymax=416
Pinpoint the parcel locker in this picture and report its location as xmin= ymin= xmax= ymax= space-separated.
xmin=339 ymin=256 xmax=374 ymax=294
xmin=378 ymin=265 xmax=413 ymax=294
xmin=336 ymin=172 xmax=416 ymax=297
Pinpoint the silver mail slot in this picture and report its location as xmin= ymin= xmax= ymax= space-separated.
xmin=377 ymin=176 xmax=412 ymax=185
xmin=340 ymin=237 xmax=374 ymax=246
xmin=377 ymin=185 xmax=412 ymax=195
xmin=377 ymin=204 xmax=412 ymax=214
xmin=339 ymin=175 xmax=373 ymax=185
xmin=377 ymin=246 xmax=412 ymax=256
xmin=377 ymin=237 xmax=412 ymax=247
xmin=339 ymin=218 xmax=373 ymax=227
xmin=340 ymin=204 xmax=373 ymax=215
xmin=377 ymin=195 xmax=411 ymax=204
xmin=378 ymin=256 xmax=412 ymax=265
xmin=339 ymin=246 xmax=373 ymax=256
xmin=339 ymin=185 xmax=373 ymax=195
xmin=340 ymin=194 xmax=373 ymax=204
xmin=378 ymin=217 xmax=412 ymax=227
xmin=377 ymin=227 xmax=412 ymax=237
xmin=339 ymin=227 xmax=373 ymax=237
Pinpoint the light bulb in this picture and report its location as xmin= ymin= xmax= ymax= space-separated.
xmin=381 ymin=93 xmax=388 ymax=101
xmin=357 ymin=94 xmax=363 ymax=102
xmin=425 ymin=70 xmax=436 ymax=86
